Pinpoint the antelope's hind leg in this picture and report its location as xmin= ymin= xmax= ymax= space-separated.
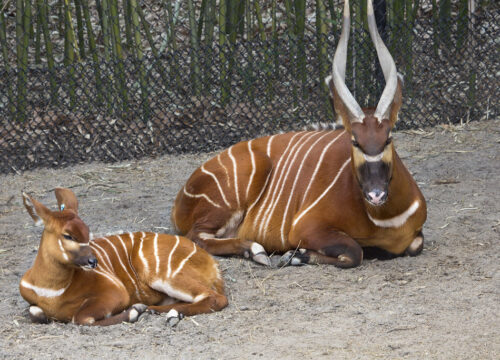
xmin=281 ymin=225 xmax=363 ymax=268
xmin=148 ymin=276 xmax=228 ymax=324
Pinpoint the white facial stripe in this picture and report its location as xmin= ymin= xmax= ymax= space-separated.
xmin=58 ymin=239 xmax=69 ymax=261
xmin=363 ymin=152 xmax=384 ymax=162
xmin=21 ymin=280 xmax=69 ymax=298
xmin=368 ymin=200 xmax=420 ymax=228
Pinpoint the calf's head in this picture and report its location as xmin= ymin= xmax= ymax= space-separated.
xmin=22 ymin=188 xmax=97 ymax=270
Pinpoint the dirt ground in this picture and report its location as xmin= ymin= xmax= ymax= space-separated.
xmin=0 ymin=119 xmax=498 ymax=359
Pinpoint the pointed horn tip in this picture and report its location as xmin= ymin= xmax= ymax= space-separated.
xmin=367 ymin=0 xmax=374 ymax=16
xmin=343 ymin=0 xmax=350 ymax=17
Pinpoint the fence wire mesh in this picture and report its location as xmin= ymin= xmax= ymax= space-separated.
xmin=0 ymin=0 xmax=498 ymax=174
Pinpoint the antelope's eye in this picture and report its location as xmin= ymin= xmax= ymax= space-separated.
xmin=352 ymin=140 xmax=360 ymax=148
xmin=385 ymin=137 xmax=393 ymax=146
xmin=63 ymin=234 xmax=74 ymax=241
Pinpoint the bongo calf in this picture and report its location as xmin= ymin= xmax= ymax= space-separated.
xmin=20 ymin=188 xmax=227 ymax=326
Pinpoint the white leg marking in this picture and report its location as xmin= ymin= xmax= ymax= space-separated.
xmin=172 ymin=242 xmax=197 ymax=278
xmin=58 ymin=239 xmax=69 ymax=261
xmin=253 ymin=132 xmax=305 ymax=233
xmin=228 ymin=146 xmax=240 ymax=208
xmin=201 ymin=164 xmax=231 ymax=207
xmin=300 ymin=130 xmax=346 ymax=207
xmin=280 ymin=131 xmax=331 ymax=245
xmin=368 ymin=200 xmax=420 ymax=228
xmin=293 ymin=157 xmax=351 ymax=227
xmin=246 ymin=140 xmax=256 ymax=201
xmin=21 ymin=280 xmax=69 ymax=298
xmin=260 ymin=132 xmax=317 ymax=239
xmin=167 ymin=236 xmax=180 ymax=278
xmin=183 ymin=187 xmax=222 ymax=208
xmin=29 ymin=306 xmax=45 ymax=317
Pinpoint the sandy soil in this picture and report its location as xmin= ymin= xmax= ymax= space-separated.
xmin=0 ymin=119 xmax=499 ymax=360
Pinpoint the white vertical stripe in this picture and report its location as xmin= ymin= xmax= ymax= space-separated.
xmin=167 ymin=236 xmax=180 ymax=278
xmin=300 ymin=130 xmax=346 ymax=207
xmin=201 ymin=164 xmax=231 ymax=207
xmin=138 ymin=232 xmax=149 ymax=273
xmin=293 ymin=158 xmax=351 ymax=227
xmin=253 ymin=132 xmax=304 ymax=232
xmin=93 ymin=268 xmax=127 ymax=292
xmin=172 ymin=242 xmax=197 ymax=278
xmin=246 ymin=140 xmax=256 ymax=201
xmin=117 ymin=234 xmax=143 ymax=297
xmin=154 ymin=233 xmax=160 ymax=274
xmin=280 ymin=131 xmax=331 ymax=245
xmin=217 ymin=153 xmax=231 ymax=188
xmin=259 ymin=132 xmax=316 ymax=238
xmin=266 ymin=134 xmax=276 ymax=158
xmin=228 ymin=146 xmax=240 ymax=208
xmin=101 ymin=237 xmax=141 ymax=296
xmin=128 ymin=232 xmax=135 ymax=249
xmin=90 ymin=241 xmax=114 ymax=273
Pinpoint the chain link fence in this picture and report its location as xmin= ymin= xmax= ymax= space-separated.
xmin=0 ymin=1 xmax=498 ymax=174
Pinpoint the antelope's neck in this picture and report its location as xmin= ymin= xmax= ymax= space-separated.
xmin=23 ymin=247 xmax=74 ymax=292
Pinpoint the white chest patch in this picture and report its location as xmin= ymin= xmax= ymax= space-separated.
xmin=20 ymin=280 xmax=69 ymax=298
xmin=367 ymin=200 xmax=420 ymax=228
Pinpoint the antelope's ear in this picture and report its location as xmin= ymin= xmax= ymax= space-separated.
xmin=325 ymin=75 xmax=352 ymax=132
xmin=22 ymin=192 xmax=51 ymax=227
xmin=388 ymin=75 xmax=403 ymax=128
xmin=54 ymin=188 xmax=78 ymax=213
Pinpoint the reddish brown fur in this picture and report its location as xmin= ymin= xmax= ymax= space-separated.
xmin=20 ymin=189 xmax=227 ymax=326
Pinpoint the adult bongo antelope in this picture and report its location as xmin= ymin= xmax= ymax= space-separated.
xmin=19 ymin=188 xmax=227 ymax=326
xmin=171 ymin=0 xmax=426 ymax=268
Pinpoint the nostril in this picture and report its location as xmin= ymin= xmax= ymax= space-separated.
xmin=88 ymin=257 xmax=98 ymax=268
xmin=368 ymin=190 xmax=386 ymax=203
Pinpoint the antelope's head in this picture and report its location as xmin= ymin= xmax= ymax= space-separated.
xmin=22 ymin=188 xmax=97 ymax=270
xmin=326 ymin=0 xmax=403 ymax=206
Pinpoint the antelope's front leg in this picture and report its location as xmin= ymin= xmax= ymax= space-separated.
xmin=405 ymin=230 xmax=424 ymax=257
xmin=29 ymin=306 xmax=49 ymax=323
xmin=72 ymin=296 xmax=146 ymax=326
xmin=281 ymin=226 xmax=363 ymax=268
